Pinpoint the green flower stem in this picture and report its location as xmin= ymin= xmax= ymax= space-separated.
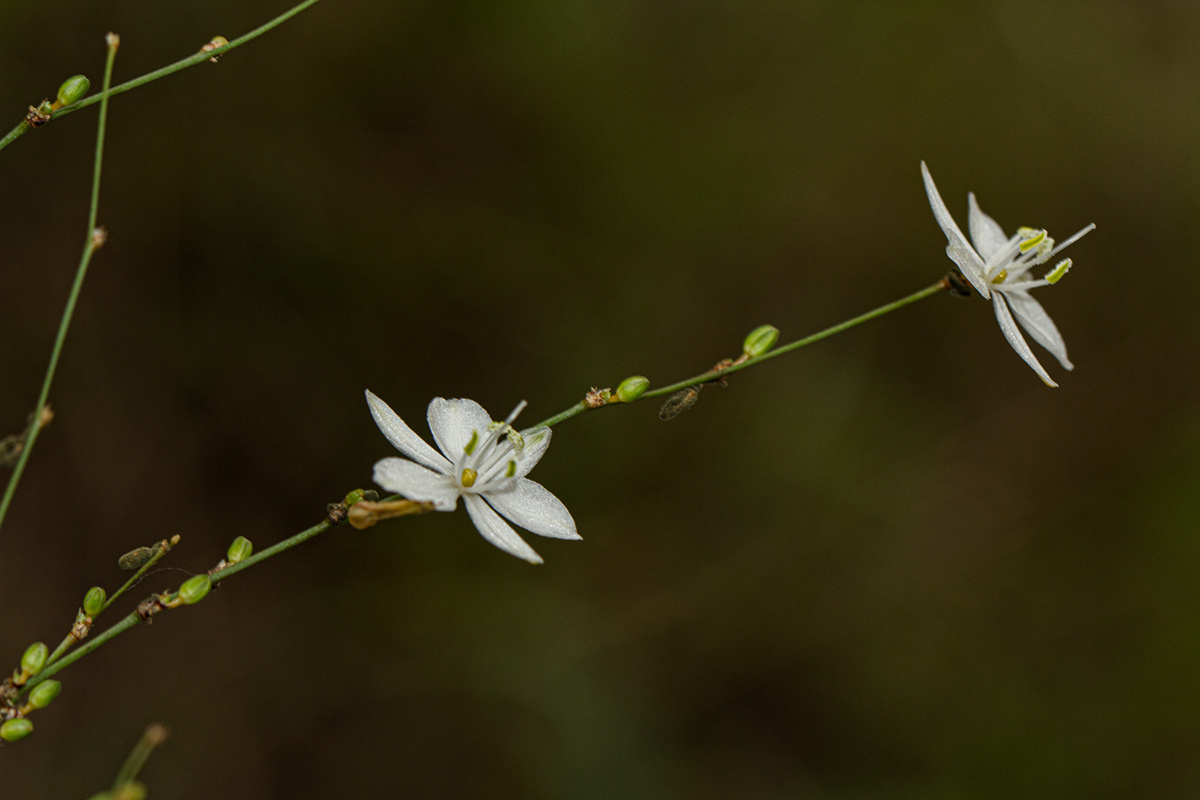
xmin=20 ymin=516 xmax=334 ymax=695
xmin=0 ymin=37 xmax=118 ymax=542
xmin=112 ymin=724 xmax=169 ymax=790
xmin=0 ymin=0 xmax=323 ymax=153
xmin=536 ymin=278 xmax=950 ymax=428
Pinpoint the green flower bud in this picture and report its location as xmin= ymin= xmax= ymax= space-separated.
xmin=343 ymin=488 xmax=368 ymax=507
xmin=21 ymin=642 xmax=48 ymax=676
xmin=226 ymin=536 xmax=253 ymax=564
xmin=615 ymin=375 xmax=650 ymax=403
xmin=36 ymin=100 xmax=54 ymax=116
xmin=742 ymin=324 xmax=779 ymax=357
xmin=0 ymin=718 xmax=33 ymax=741
xmin=178 ymin=574 xmax=212 ymax=605
xmin=56 ymin=75 xmax=90 ymax=106
xmin=28 ymin=679 xmax=61 ymax=710
xmin=83 ymin=586 xmax=107 ymax=616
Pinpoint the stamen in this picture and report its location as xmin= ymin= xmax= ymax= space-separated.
xmin=463 ymin=429 xmax=479 ymax=456
xmin=506 ymin=460 xmax=516 ymax=478
xmin=1044 ymin=258 xmax=1071 ymax=285
xmin=507 ymin=429 xmax=524 ymax=452
xmin=990 ymin=268 xmax=1009 ymax=284
xmin=461 ymin=468 xmax=477 ymax=488
xmin=1017 ymin=228 xmax=1047 ymax=253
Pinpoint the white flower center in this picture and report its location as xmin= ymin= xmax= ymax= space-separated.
xmin=454 ymin=401 xmax=527 ymax=493
xmin=985 ymin=223 xmax=1095 ymax=290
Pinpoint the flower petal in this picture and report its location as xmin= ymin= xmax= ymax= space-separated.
xmin=485 ymin=478 xmax=579 ymax=541
xmin=1004 ymin=289 xmax=1073 ymax=371
xmin=992 ymin=293 xmax=1057 ymax=387
xmin=366 ymin=390 xmax=452 ymax=473
xmin=463 ymin=494 xmax=543 ymax=564
xmin=921 ymin=161 xmax=990 ymax=299
xmin=427 ymin=398 xmax=493 ymax=463
xmin=967 ymin=192 xmax=1009 ymax=261
xmin=512 ymin=425 xmax=552 ymax=478
xmin=373 ymin=457 xmax=460 ymax=510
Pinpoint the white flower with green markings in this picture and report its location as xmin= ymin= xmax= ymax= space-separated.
xmin=366 ymin=390 xmax=579 ymax=564
xmin=921 ymin=161 xmax=1095 ymax=387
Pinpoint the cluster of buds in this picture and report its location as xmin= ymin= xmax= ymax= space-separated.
xmin=1 ymin=643 xmax=63 ymax=741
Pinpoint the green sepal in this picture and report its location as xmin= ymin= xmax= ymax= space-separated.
xmin=178 ymin=574 xmax=212 ymax=605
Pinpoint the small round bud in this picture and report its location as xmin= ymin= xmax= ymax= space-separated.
xmin=83 ymin=586 xmax=107 ymax=616
xmin=615 ymin=375 xmax=650 ymax=403
xmin=226 ymin=536 xmax=253 ymax=564
xmin=36 ymin=100 xmax=54 ymax=116
xmin=56 ymin=75 xmax=90 ymax=106
xmin=21 ymin=642 xmax=48 ymax=676
xmin=343 ymin=488 xmax=368 ymax=507
xmin=1 ymin=718 xmax=33 ymax=741
xmin=178 ymin=575 xmax=212 ymax=605
xmin=742 ymin=325 xmax=779 ymax=358
xmin=28 ymin=679 xmax=62 ymax=710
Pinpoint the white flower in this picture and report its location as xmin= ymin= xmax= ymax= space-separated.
xmin=921 ymin=161 xmax=1095 ymax=387
xmin=365 ymin=390 xmax=579 ymax=564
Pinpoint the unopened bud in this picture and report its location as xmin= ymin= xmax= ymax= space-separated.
xmin=56 ymin=75 xmax=90 ymax=106
xmin=36 ymin=100 xmax=54 ymax=116
xmin=178 ymin=574 xmax=212 ymax=605
xmin=118 ymin=546 xmax=156 ymax=570
xmin=21 ymin=642 xmax=48 ymax=676
xmin=615 ymin=375 xmax=650 ymax=403
xmin=0 ymin=719 xmax=33 ymax=742
xmin=28 ymin=679 xmax=61 ymax=710
xmin=83 ymin=586 xmax=107 ymax=616
xmin=226 ymin=536 xmax=253 ymax=564
xmin=742 ymin=325 xmax=779 ymax=358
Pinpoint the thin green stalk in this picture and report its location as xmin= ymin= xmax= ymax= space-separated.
xmin=0 ymin=0 xmax=322 ymax=153
xmin=536 ymin=279 xmax=950 ymax=428
xmin=21 ymin=516 xmax=333 ymax=694
xmin=112 ymin=724 xmax=169 ymax=789
xmin=0 ymin=36 xmax=118 ymax=540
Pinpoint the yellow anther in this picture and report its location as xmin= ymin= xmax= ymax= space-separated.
xmin=463 ymin=430 xmax=479 ymax=456
xmin=990 ymin=268 xmax=1009 ymax=284
xmin=461 ymin=468 xmax=477 ymax=488
xmin=506 ymin=460 xmax=517 ymax=478
xmin=1018 ymin=229 xmax=1047 ymax=253
xmin=1044 ymin=258 xmax=1072 ymax=285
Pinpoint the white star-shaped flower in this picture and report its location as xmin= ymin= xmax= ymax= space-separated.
xmin=921 ymin=161 xmax=1095 ymax=387
xmin=365 ymin=390 xmax=579 ymax=564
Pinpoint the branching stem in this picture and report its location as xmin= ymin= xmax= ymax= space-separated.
xmin=0 ymin=0 xmax=323 ymax=153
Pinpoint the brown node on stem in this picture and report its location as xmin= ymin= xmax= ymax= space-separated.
xmin=584 ymin=387 xmax=611 ymax=409
xmin=199 ymin=35 xmax=230 ymax=62
xmin=25 ymin=104 xmax=51 ymax=127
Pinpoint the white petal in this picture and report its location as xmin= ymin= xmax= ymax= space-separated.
xmin=1003 ymin=289 xmax=1073 ymax=371
xmin=992 ymin=293 xmax=1057 ymax=387
xmin=512 ymin=426 xmax=552 ymax=478
xmin=463 ymin=494 xmax=543 ymax=564
xmin=967 ymin=192 xmax=1009 ymax=261
xmin=921 ymin=161 xmax=991 ymax=299
xmin=373 ymin=458 xmax=460 ymax=510
xmin=427 ymin=398 xmax=493 ymax=462
xmin=485 ymin=478 xmax=579 ymax=541
xmin=366 ymin=390 xmax=452 ymax=473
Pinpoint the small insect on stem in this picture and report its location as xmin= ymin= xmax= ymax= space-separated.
xmin=659 ymin=385 xmax=703 ymax=421
xmin=118 ymin=547 xmax=156 ymax=571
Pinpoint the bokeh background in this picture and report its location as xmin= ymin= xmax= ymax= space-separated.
xmin=2 ymin=1 xmax=1198 ymax=797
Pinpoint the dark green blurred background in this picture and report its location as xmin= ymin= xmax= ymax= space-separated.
xmin=2 ymin=1 xmax=1198 ymax=797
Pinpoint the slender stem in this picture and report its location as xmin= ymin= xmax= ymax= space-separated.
xmin=536 ymin=279 xmax=950 ymax=428
xmin=0 ymin=37 xmax=118 ymax=541
xmin=20 ymin=516 xmax=333 ymax=694
xmin=210 ymin=518 xmax=332 ymax=583
xmin=112 ymin=724 xmax=169 ymax=789
xmin=0 ymin=0 xmax=323 ymax=153
xmin=102 ymin=540 xmax=177 ymax=614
